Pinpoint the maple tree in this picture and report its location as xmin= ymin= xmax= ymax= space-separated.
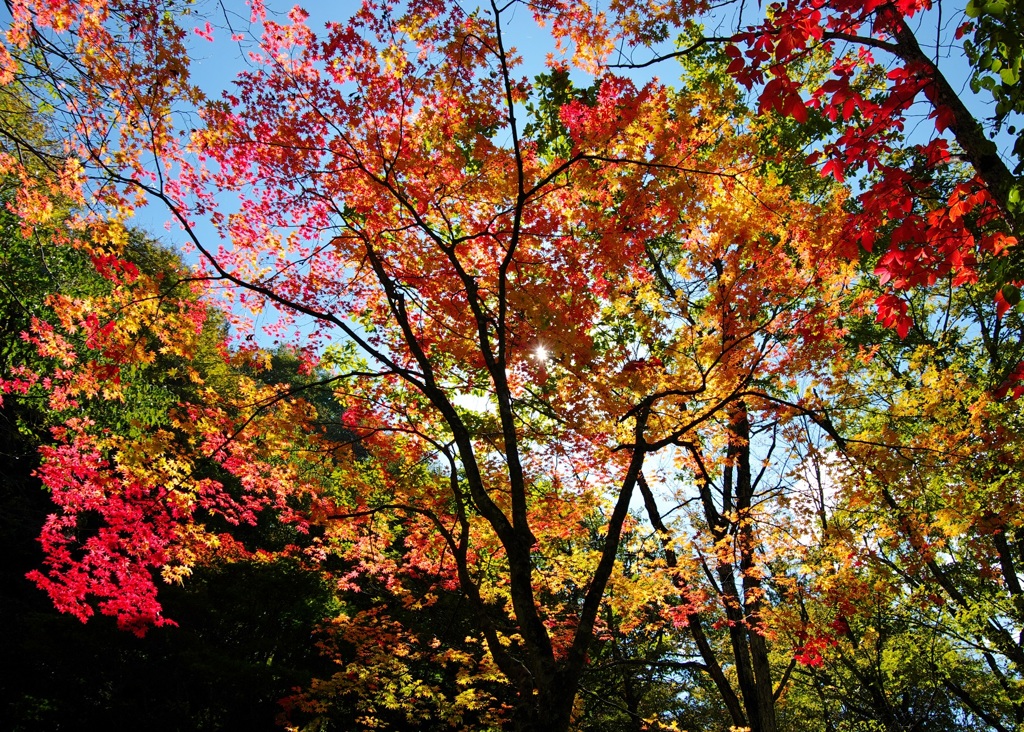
xmin=611 ymin=9 xmax=1024 ymax=727
xmin=0 ymin=84 xmax=326 ymax=643
xmin=0 ymin=95 xmax=338 ymax=724
xmin=187 ymin=1 xmax=874 ymax=725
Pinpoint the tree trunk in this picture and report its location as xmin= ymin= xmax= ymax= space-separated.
xmin=726 ymin=403 xmax=779 ymax=732
xmin=508 ymin=677 xmax=577 ymax=732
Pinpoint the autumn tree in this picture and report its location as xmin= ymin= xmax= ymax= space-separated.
xmin=0 ymin=63 xmax=330 ymax=642
xmin=214 ymin=3 xmax=889 ymax=728
xmin=561 ymin=48 xmax=862 ymax=732
xmin=0 ymin=131 xmax=338 ymax=731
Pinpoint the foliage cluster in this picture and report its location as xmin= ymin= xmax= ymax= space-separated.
xmin=1 ymin=0 xmax=1023 ymax=730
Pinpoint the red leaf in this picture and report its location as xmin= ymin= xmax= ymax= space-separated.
xmin=995 ymin=289 xmax=1012 ymax=318
xmin=821 ymin=157 xmax=845 ymax=182
xmin=931 ymin=104 xmax=955 ymax=133
xmin=787 ymin=93 xmax=808 ymax=123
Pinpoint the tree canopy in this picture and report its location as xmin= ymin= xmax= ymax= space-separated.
xmin=1 ymin=0 xmax=1022 ymax=729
